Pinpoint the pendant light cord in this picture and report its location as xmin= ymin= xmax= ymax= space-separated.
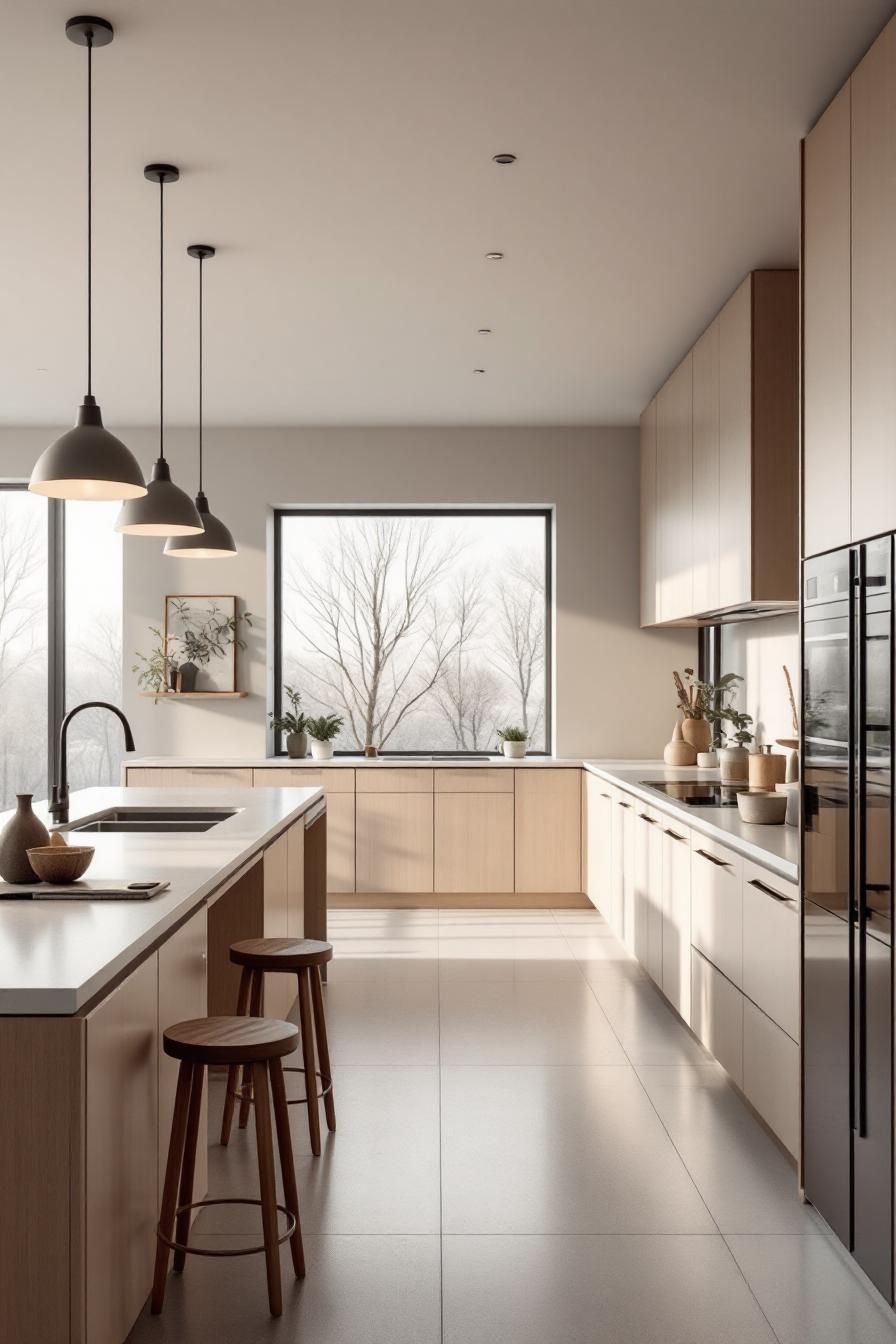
xmin=86 ymin=34 xmax=93 ymax=397
xmin=198 ymin=252 xmax=204 ymax=493
xmin=159 ymin=175 xmax=165 ymax=459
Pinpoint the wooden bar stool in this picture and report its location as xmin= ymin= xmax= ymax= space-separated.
xmin=221 ymin=938 xmax=336 ymax=1157
xmin=153 ymin=1016 xmax=304 ymax=1319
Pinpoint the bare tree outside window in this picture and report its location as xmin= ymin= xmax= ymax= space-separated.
xmin=278 ymin=511 xmax=549 ymax=753
xmin=0 ymin=491 xmax=48 ymax=810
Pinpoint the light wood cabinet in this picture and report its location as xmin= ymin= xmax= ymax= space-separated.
xmin=434 ymin=793 xmax=514 ymax=892
xmin=691 ymin=949 xmax=744 ymax=1087
xmin=158 ymin=908 xmax=208 ymax=1204
xmin=356 ymin=792 xmax=434 ymax=893
xmin=741 ymin=862 xmax=799 ymax=1042
xmin=718 ymin=277 xmax=752 ymax=609
xmin=633 ymin=806 xmax=663 ymax=982
xmin=851 ymin=16 xmax=896 ymax=545
xmin=514 ymin=769 xmax=582 ymax=893
xmin=434 ymin=767 xmax=514 ymax=793
xmin=639 ymin=397 xmax=658 ymax=626
xmin=660 ymin=820 xmax=691 ymax=1024
xmin=262 ymin=831 xmax=296 ymax=1018
xmin=690 ymin=837 xmax=743 ymax=987
xmin=655 ymin=353 xmax=693 ymax=623
xmin=126 ymin=766 xmax=252 ymax=789
xmin=803 ymin=81 xmax=852 ymax=557
xmin=85 ymin=954 xmax=159 ymax=1344
xmin=691 ymin=317 xmax=720 ymax=614
xmin=356 ymin=767 xmax=434 ymax=793
xmin=743 ymin=997 xmax=800 ymax=1156
xmin=253 ymin=768 xmax=355 ymax=892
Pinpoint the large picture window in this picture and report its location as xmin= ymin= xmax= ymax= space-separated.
xmin=274 ymin=509 xmax=551 ymax=755
xmin=0 ymin=485 xmax=123 ymax=811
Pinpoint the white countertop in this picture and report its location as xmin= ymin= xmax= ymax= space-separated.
xmin=127 ymin=754 xmax=585 ymax=769
xmin=583 ymin=761 xmax=799 ymax=884
xmin=0 ymin=785 xmax=322 ymax=1016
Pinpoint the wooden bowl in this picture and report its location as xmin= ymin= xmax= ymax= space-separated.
xmin=736 ymin=791 xmax=788 ymax=826
xmin=26 ymin=845 xmax=94 ymax=883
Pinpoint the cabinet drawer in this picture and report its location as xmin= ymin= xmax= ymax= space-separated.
xmin=434 ymin=767 xmax=514 ymax=793
xmin=253 ymin=767 xmax=356 ymax=793
xmin=743 ymin=997 xmax=799 ymax=1156
xmin=690 ymin=836 xmax=743 ymax=986
xmin=356 ymin=768 xmax=434 ymax=793
xmin=742 ymin=860 xmax=799 ymax=1041
xmin=182 ymin=767 xmax=253 ymax=788
xmin=691 ymin=949 xmax=743 ymax=1086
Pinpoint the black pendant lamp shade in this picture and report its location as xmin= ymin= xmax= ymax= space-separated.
xmin=165 ymin=245 xmax=238 ymax=558
xmin=30 ymin=17 xmax=146 ymax=502
xmin=116 ymin=166 xmax=203 ymax=536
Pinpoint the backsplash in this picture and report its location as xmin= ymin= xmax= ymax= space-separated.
xmin=719 ymin=614 xmax=799 ymax=747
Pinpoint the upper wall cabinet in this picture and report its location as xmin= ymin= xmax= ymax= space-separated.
xmin=639 ymin=398 xmax=658 ymax=626
xmin=641 ymin=270 xmax=798 ymax=627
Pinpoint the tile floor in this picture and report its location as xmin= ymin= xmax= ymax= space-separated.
xmin=128 ymin=905 xmax=896 ymax=1343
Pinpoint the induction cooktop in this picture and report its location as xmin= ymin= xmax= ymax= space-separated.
xmin=640 ymin=780 xmax=749 ymax=808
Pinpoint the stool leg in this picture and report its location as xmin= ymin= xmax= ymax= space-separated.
xmin=239 ymin=969 xmax=264 ymax=1130
xmin=252 ymin=1061 xmax=283 ymax=1317
xmin=297 ymin=968 xmax=321 ymax=1155
xmin=152 ymin=1061 xmax=194 ymax=1314
xmin=173 ymin=1064 xmax=205 ymax=1271
xmin=221 ymin=966 xmax=252 ymax=1146
xmin=270 ymin=1056 xmax=305 ymax=1278
xmin=310 ymin=966 xmax=336 ymax=1132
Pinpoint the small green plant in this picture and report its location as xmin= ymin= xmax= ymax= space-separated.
xmin=495 ymin=725 xmax=528 ymax=743
xmin=269 ymin=685 xmax=308 ymax=736
xmin=305 ymin=713 xmax=345 ymax=742
xmin=673 ymin=668 xmax=741 ymax=719
xmin=133 ymin=627 xmax=172 ymax=694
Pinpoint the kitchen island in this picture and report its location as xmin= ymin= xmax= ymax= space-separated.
xmin=0 ymin=784 xmax=322 ymax=1344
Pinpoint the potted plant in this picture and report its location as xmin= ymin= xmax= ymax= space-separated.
xmin=496 ymin=725 xmax=529 ymax=760
xmin=305 ymin=713 xmax=344 ymax=761
xmin=716 ymin=705 xmax=755 ymax=785
xmin=269 ymin=685 xmax=309 ymax=758
xmin=133 ymin=627 xmax=175 ymax=695
xmin=672 ymin=668 xmax=743 ymax=756
xmin=134 ymin=603 xmax=252 ymax=694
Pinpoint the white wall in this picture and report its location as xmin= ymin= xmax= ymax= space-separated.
xmin=719 ymin=613 xmax=799 ymax=747
xmin=1 ymin=425 xmax=695 ymax=759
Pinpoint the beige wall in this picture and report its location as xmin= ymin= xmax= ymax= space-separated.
xmin=719 ymin=614 xmax=799 ymax=748
xmin=1 ymin=426 xmax=695 ymax=759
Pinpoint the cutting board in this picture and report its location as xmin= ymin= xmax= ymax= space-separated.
xmin=0 ymin=879 xmax=170 ymax=900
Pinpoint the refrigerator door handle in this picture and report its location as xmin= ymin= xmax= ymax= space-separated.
xmin=856 ymin=547 xmax=868 ymax=1140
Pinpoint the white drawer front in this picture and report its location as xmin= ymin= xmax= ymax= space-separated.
xmin=690 ymin=837 xmax=743 ymax=987
xmin=742 ymin=861 xmax=799 ymax=1042
xmin=743 ymin=998 xmax=799 ymax=1156
xmin=691 ymin=949 xmax=743 ymax=1086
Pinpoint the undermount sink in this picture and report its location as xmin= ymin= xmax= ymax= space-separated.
xmin=61 ymin=806 xmax=238 ymax=835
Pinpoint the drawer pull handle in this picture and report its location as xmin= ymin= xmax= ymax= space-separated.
xmin=664 ymin=828 xmax=686 ymax=842
xmin=638 ymin=813 xmax=657 ymax=824
xmin=618 ymin=801 xmax=632 ymax=809
xmin=748 ymin=877 xmax=795 ymax=905
xmin=600 ymin=792 xmax=612 ymax=799
xmin=695 ymin=847 xmax=730 ymax=868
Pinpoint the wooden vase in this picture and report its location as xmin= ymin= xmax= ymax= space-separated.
xmin=664 ymin=720 xmax=697 ymax=767
xmin=682 ymin=717 xmax=712 ymax=754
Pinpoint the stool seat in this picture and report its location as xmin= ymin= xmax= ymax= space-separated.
xmin=231 ymin=937 xmax=334 ymax=970
xmin=163 ymin=1015 xmax=298 ymax=1065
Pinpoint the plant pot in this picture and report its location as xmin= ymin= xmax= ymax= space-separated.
xmin=285 ymin=731 xmax=308 ymax=759
xmin=663 ymin=720 xmax=697 ymax=767
xmin=178 ymin=660 xmax=199 ymax=693
xmin=0 ymin=794 xmax=51 ymax=883
xmin=682 ymin=717 xmax=712 ymax=754
xmin=696 ymin=750 xmax=718 ymax=769
xmin=309 ymin=739 xmax=334 ymax=761
xmin=502 ymin=740 xmax=528 ymax=759
xmin=719 ymin=745 xmax=750 ymax=785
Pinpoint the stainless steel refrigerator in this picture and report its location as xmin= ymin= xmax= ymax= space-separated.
xmin=802 ymin=534 xmax=894 ymax=1301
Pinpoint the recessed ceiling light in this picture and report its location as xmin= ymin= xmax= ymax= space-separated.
xmin=477 ymin=328 xmax=492 ymax=335
xmin=474 ymin=368 xmax=486 ymax=374
xmin=493 ymin=153 xmax=517 ymax=165
xmin=485 ymin=252 xmax=504 ymax=261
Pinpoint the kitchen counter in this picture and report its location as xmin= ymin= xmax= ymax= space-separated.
xmin=0 ymin=784 xmax=321 ymax=1015
xmin=126 ymin=754 xmax=585 ymax=768
xmin=583 ymin=761 xmax=799 ymax=883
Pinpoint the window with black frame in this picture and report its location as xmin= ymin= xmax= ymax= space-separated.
xmin=273 ymin=508 xmax=552 ymax=755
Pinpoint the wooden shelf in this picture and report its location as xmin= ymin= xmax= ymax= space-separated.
xmin=140 ymin=691 xmax=248 ymax=700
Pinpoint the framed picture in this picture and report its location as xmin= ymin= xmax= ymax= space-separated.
xmin=164 ymin=595 xmax=239 ymax=693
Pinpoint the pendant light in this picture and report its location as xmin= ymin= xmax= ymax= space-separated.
xmin=29 ymin=17 xmax=146 ymax=502
xmin=115 ymin=166 xmax=204 ymax=536
xmin=164 ymin=246 xmax=237 ymax=558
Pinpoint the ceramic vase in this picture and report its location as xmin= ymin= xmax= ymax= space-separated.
xmin=663 ymin=720 xmax=697 ymax=767
xmin=0 ymin=794 xmax=51 ymax=883
xmin=718 ymin=745 xmax=750 ymax=785
xmin=179 ymin=660 xmax=199 ymax=693
xmin=696 ymin=750 xmax=718 ymax=769
xmin=286 ymin=731 xmax=308 ymax=759
xmin=682 ymin=717 xmax=712 ymax=754
xmin=310 ymin=739 xmax=334 ymax=761
xmin=502 ymin=740 xmax=528 ymax=759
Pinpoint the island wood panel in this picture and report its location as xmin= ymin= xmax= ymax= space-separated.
xmin=206 ymin=859 xmax=264 ymax=1017
xmin=639 ymin=397 xmax=658 ymax=626
xmin=691 ymin=316 xmax=720 ymax=614
xmin=851 ymin=15 xmax=896 ymax=544
xmin=802 ymin=80 xmax=852 ymax=557
xmin=434 ymin=767 xmax=514 ymax=793
xmin=355 ymin=792 xmax=434 ymax=893
xmin=253 ymin=768 xmax=355 ymax=892
xmin=263 ymin=832 xmax=296 ymax=1019
xmin=84 ymin=953 xmax=159 ymax=1344
xmin=287 ymin=820 xmax=306 ymax=939
xmin=718 ymin=275 xmax=752 ymax=609
xmin=434 ymin=793 xmax=514 ymax=892
xmin=655 ymin=354 xmax=693 ymax=622
xmin=125 ymin=766 xmax=252 ymax=789
xmin=158 ymin=907 xmax=208 ymax=1207
xmin=0 ymin=1016 xmax=82 ymax=1344
xmin=514 ymin=769 xmax=582 ymax=893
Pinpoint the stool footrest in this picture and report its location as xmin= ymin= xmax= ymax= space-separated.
xmin=227 ymin=1066 xmax=333 ymax=1109
xmin=156 ymin=1198 xmax=296 ymax=1259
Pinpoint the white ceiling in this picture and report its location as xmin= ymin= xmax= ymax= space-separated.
xmin=1 ymin=0 xmax=892 ymax=429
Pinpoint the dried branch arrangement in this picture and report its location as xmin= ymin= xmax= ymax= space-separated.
xmin=783 ymin=664 xmax=799 ymax=736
